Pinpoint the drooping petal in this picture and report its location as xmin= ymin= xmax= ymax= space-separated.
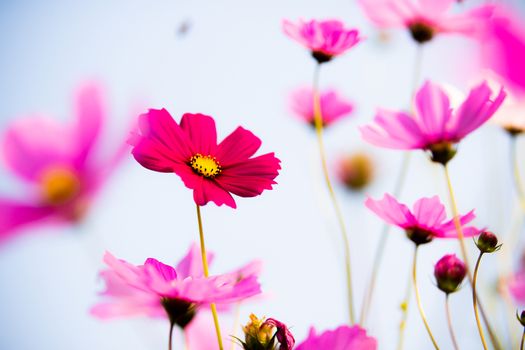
xmin=131 ymin=109 xmax=194 ymax=172
xmin=192 ymin=177 xmax=237 ymax=208
xmin=180 ymin=113 xmax=218 ymax=155
xmin=412 ymin=196 xmax=447 ymax=230
xmin=414 ymin=81 xmax=452 ymax=138
xmin=215 ymin=127 xmax=262 ymax=167
xmin=0 ymin=198 xmax=54 ymax=242
xmin=365 ymin=194 xmax=415 ymax=228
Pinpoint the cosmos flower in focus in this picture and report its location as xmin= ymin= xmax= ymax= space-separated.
xmin=290 ymin=87 xmax=354 ymax=128
xmin=358 ymin=0 xmax=496 ymax=43
xmin=296 ymin=325 xmax=377 ymax=350
xmin=282 ymin=19 xmax=362 ymax=63
xmin=366 ymin=194 xmax=480 ymax=245
xmin=336 ymin=152 xmax=374 ymax=191
xmin=360 ymin=80 xmax=505 ymax=165
xmin=91 ymin=243 xmax=262 ymax=328
xmin=0 ymin=83 xmax=127 ymax=243
xmin=130 ymin=110 xmax=281 ymax=209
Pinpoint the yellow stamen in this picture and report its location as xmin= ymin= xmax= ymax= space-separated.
xmin=40 ymin=167 xmax=80 ymax=205
xmin=190 ymin=154 xmax=221 ymax=178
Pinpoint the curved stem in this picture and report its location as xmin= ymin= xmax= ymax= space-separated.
xmin=360 ymin=153 xmax=411 ymax=325
xmin=396 ymin=267 xmax=413 ymax=350
xmin=196 ymin=205 xmax=224 ymax=350
xmin=445 ymin=294 xmax=460 ymax=350
xmin=168 ymin=322 xmax=174 ymax=350
xmin=473 ymin=253 xmax=489 ymax=350
xmin=444 ymin=165 xmax=503 ymax=350
xmin=412 ymin=245 xmax=440 ymax=349
xmin=312 ymin=63 xmax=355 ymax=324
xmin=521 ymin=328 xmax=525 ymax=350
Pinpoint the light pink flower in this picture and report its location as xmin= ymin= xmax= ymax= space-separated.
xmin=296 ymin=325 xmax=377 ymax=350
xmin=282 ymin=19 xmax=362 ymax=63
xmin=290 ymin=87 xmax=354 ymax=127
xmin=0 ymin=83 xmax=127 ymax=243
xmin=360 ymin=80 xmax=505 ymax=164
xmin=482 ymin=7 xmax=525 ymax=96
xmin=508 ymin=270 xmax=525 ymax=305
xmin=358 ymin=0 xmax=496 ymax=43
xmin=130 ymin=110 xmax=281 ymax=209
xmin=91 ymin=243 xmax=262 ymax=324
xmin=185 ymin=312 xmax=233 ymax=350
xmin=366 ymin=194 xmax=480 ymax=244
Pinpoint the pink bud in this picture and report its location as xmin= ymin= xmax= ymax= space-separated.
xmin=434 ymin=254 xmax=467 ymax=294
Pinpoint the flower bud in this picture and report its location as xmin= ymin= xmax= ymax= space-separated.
xmin=434 ymin=254 xmax=467 ymax=294
xmin=475 ymin=231 xmax=502 ymax=253
xmin=337 ymin=153 xmax=374 ymax=191
xmin=240 ymin=314 xmax=294 ymax=350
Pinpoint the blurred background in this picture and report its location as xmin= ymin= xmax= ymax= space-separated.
xmin=0 ymin=0 xmax=524 ymax=349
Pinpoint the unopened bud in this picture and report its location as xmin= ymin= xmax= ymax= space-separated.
xmin=434 ymin=254 xmax=467 ymax=294
xmin=476 ymin=231 xmax=501 ymax=253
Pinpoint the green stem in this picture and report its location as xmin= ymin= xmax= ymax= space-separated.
xmin=473 ymin=253 xmax=489 ymax=350
xmin=396 ymin=267 xmax=413 ymax=350
xmin=521 ymin=328 xmax=525 ymax=350
xmin=445 ymin=294 xmax=460 ymax=350
xmin=312 ymin=63 xmax=355 ymax=324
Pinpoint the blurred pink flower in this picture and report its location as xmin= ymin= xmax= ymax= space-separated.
xmin=130 ymin=109 xmax=281 ymax=209
xmin=0 ymin=83 xmax=127 ymax=243
xmin=296 ymin=325 xmax=377 ymax=350
xmin=282 ymin=19 xmax=362 ymax=63
xmin=91 ymin=243 xmax=261 ymax=326
xmin=508 ymin=270 xmax=525 ymax=305
xmin=185 ymin=312 xmax=233 ymax=350
xmin=366 ymin=194 xmax=480 ymax=244
xmin=290 ymin=87 xmax=354 ymax=127
xmin=358 ymin=0 xmax=496 ymax=43
xmin=482 ymin=8 xmax=525 ymax=96
xmin=360 ymin=80 xmax=505 ymax=164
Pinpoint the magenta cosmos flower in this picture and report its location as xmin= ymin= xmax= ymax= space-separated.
xmin=0 ymin=83 xmax=127 ymax=243
xmin=296 ymin=325 xmax=377 ymax=350
xmin=290 ymin=87 xmax=354 ymax=127
xmin=366 ymin=194 xmax=480 ymax=245
xmin=130 ymin=109 xmax=280 ymax=209
xmin=91 ymin=243 xmax=261 ymax=328
xmin=358 ymin=0 xmax=496 ymax=43
xmin=360 ymin=80 xmax=506 ymax=165
xmin=282 ymin=19 xmax=362 ymax=63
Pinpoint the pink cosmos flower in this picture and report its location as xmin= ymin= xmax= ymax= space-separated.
xmin=296 ymin=325 xmax=377 ymax=350
xmin=358 ymin=0 xmax=496 ymax=43
xmin=185 ymin=312 xmax=232 ymax=350
xmin=130 ymin=109 xmax=280 ymax=209
xmin=360 ymin=80 xmax=505 ymax=164
xmin=282 ymin=19 xmax=362 ymax=63
xmin=366 ymin=194 xmax=480 ymax=245
xmin=290 ymin=87 xmax=354 ymax=127
xmin=482 ymin=8 xmax=525 ymax=96
xmin=508 ymin=271 xmax=525 ymax=305
xmin=0 ymin=83 xmax=127 ymax=243
xmin=91 ymin=243 xmax=262 ymax=327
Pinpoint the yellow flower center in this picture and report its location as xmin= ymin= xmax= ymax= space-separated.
xmin=189 ymin=154 xmax=221 ymax=178
xmin=40 ymin=167 xmax=81 ymax=205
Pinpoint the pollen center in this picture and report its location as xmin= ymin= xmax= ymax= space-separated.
xmin=40 ymin=167 xmax=81 ymax=205
xmin=189 ymin=154 xmax=222 ymax=178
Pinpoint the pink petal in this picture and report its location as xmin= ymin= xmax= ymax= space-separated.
xmin=131 ymin=109 xmax=194 ymax=172
xmin=365 ymin=194 xmax=415 ymax=228
xmin=180 ymin=113 xmax=218 ymax=155
xmin=435 ymin=210 xmax=479 ymax=238
xmin=192 ymin=176 xmax=237 ymax=208
xmin=358 ymin=0 xmax=414 ymax=28
xmin=508 ymin=270 xmax=525 ymax=305
xmin=185 ymin=312 xmax=232 ymax=350
xmin=414 ymin=81 xmax=452 ymax=138
xmin=419 ymin=0 xmax=454 ymax=15
xmin=144 ymin=258 xmax=178 ymax=282
xmin=0 ymin=198 xmax=54 ymax=242
xmin=218 ymin=153 xmax=281 ymax=197
xmin=215 ymin=126 xmax=262 ymax=167
xmin=175 ymin=242 xmax=215 ymax=279
xmin=412 ymin=196 xmax=446 ymax=229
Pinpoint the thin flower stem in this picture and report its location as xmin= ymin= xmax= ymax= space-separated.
xmin=312 ymin=63 xmax=355 ymax=324
xmin=361 ymin=45 xmax=423 ymax=325
xmin=511 ymin=136 xmax=525 ymax=211
xmin=168 ymin=322 xmax=174 ymax=350
xmin=230 ymin=303 xmax=242 ymax=350
xmin=521 ymin=328 xmax=525 ymax=350
xmin=196 ymin=205 xmax=224 ymax=350
xmin=183 ymin=328 xmax=189 ymax=350
xmin=473 ymin=253 xmax=489 ymax=350
xmin=412 ymin=245 xmax=440 ymax=350
xmin=445 ymin=294 xmax=460 ymax=350
xmin=396 ymin=267 xmax=413 ymax=350
xmin=444 ymin=165 xmax=503 ymax=350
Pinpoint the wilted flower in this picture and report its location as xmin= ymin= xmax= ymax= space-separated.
xmin=290 ymin=87 xmax=354 ymax=128
xmin=130 ymin=110 xmax=281 ymax=209
xmin=240 ymin=314 xmax=294 ymax=350
xmin=366 ymin=194 xmax=480 ymax=245
xmin=434 ymin=254 xmax=467 ymax=294
xmin=0 ymin=83 xmax=128 ymax=243
xmin=336 ymin=152 xmax=374 ymax=191
xmin=360 ymin=80 xmax=506 ymax=165
xmin=358 ymin=0 xmax=496 ymax=43
xmin=91 ymin=243 xmax=261 ymax=328
xmin=296 ymin=325 xmax=377 ymax=350
xmin=282 ymin=19 xmax=362 ymax=63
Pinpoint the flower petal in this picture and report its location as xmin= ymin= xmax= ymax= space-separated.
xmin=215 ymin=127 xmax=262 ymax=167
xmin=193 ymin=176 xmax=237 ymax=208
xmin=365 ymin=194 xmax=415 ymax=228
xmin=180 ymin=113 xmax=218 ymax=155
xmin=414 ymin=81 xmax=452 ymax=138
xmin=0 ymin=198 xmax=54 ymax=242
xmin=412 ymin=196 xmax=447 ymax=229
xmin=175 ymin=242 xmax=215 ymax=279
